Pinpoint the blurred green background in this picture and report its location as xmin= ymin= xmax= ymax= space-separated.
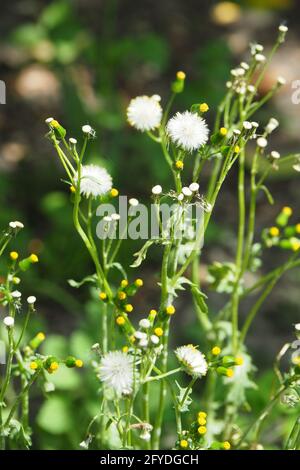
xmin=0 ymin=0 xmax=300 ymax=449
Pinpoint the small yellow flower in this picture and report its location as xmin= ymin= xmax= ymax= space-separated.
xmin=129 ymin=335 xmax=136 ymax=344
xmin=226 ymin=368 xmax=234 ymax=378
xmin=292 ymin=355 xmax=300 ymax=365
xmin=75 ymin=359 xmax=83 ymax=368
xmin=220 ymin=127 xmax=228 ymax=136
xmin=223 ymin=441 xmax=231 ymax=450
xmin=118 ymin=291 xmax=127 ymax=300
xmin=175 ymin=160 xmax=184 ymax=170
xmin=199 ymin=103 xmax=209 ymax=113
xmin=110 ymin=188 xmax=119 ymax=197
xmin=122 ymin=346 xmax=129 ymax=353
xmin=10 ymin=251 xmax=19 ymax=261
xmin=99 ymin=292 xmax=107 ymax=301
xmin=177 ymin=71 xmax=186 ymax=80
xmin=30 ymin=254 xmax=39 ymax=263
xmin=197 ymin=416 xmax=206 ymax=426
xmin=49 ymin=361 xmax=59 ymax=372
xmin=50 ymin=119 xmax=60 ymax=128
xmin=235 ymin=356 xmax=244 ymax=366
xmin=125 ymin=304 xmax=133 ymax=313
xmin=154 ymin=327 xmax=163 ymax=337
xmin=134 ymin=278 xmax=143 ymax=287
xmin=296 ymin=224 xmax=300 ymax=234
xmin=197 ymin=426 xmax=207 ymax=435
xmin=70 ymin=185 xmax=76 ymax=193
xmin=30 ymin=361 xmax=38 ymax=370
xmin=12 ymin=276 xmax=20 ymax=284
xmin=198 ymin=411 xmax=207 ymax=419
xmin=291 ymin=240 xmax=300 ymax=252
xmin=282 ymin=206 xmax=292 ymax=216
xmin=116 ymin=316 xmax=125 ymax=326
xmin=37 ymin=332 xmax=46 ymax=341
xmin=180 ymin=439 xmax=188 ymax=448
xmin=121 ymin=279 xmax=128 ymax=288
xmin=211 ymin=346 xmax=221 ymax=356
xmin=269 ymin=226 xmax=279 ymax=237
xmin=149 ymin=309 xmax=157 ymax=317
xmin=166 ymin=305 xmax=175 ymax=315
xmin=234 ymin=145 xmax=240 ymax=154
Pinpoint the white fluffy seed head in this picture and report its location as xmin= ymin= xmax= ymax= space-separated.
xmin=182 ymin=187 xmax=192 ymax=197
xmin=279 ymin=24 xmax=288 ymax=33
xmin=139 ymin=319 xmax=151 ymax=329
xmin=247 ymin=85 xmax=256 ymax=93
xmin=277 ymin=76 xmax=286 ymax=86
xmin=74 ymin=165 xmax=112 ymax=198
xmin=82 ymin=124 xmax=95 ymax=136
xmin=255 ymin=53 xmax=266 ymax=63
xmin=257 ymin=137 xmax=268 ymax=148
xmin=9 ymin=221 xmax=24 ymax=230
xmin=175 ymin=345 xmax=208 ymax=378
xmin=243 ymin=121 xmax=252 ymax=130
xmin=189 ymin=182 xmax=199 ymax=192
xmin=265 ymin=118 xmax=279 ymax=134
xmin=152 ymin=185 xmax=162 ymax=195
xmin=27 ymin=296 xmax=36 ymax=305
xmin=177 ymin=193 xmax=184 ymax=201
xmin=150 ymin=335 xmax=159 ymax=345
xmin=270 ymin=151 xmax=280 ymax=160
xmin=3 ymin=316 xmax=15 ymax=328
xmin=139 ymin=338 xmax=149 ymax=348
xmin=134 ymin=331 xmax=147 ymax=340
xmin=166 ymin=111 xmax=209 ymax=152
xmin=69 ymin=137 xmax=77 ymax=144
xmin=98 ymin=351 xmax=135 ymax=397
xmin=127 ymin=95 xmax=163 ymax=132
xmin=11 ymin=290 xmax=21 ymax=299
xmin=129 ymin=198 xmax=139 ymax=207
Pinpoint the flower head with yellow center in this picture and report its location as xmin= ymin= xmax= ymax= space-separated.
xmin=175 ymin=345 xmax=208 ymax=378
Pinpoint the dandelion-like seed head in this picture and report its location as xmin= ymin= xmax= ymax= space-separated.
xmin=166 ymin=111 xmax=209 ymax=152
xmin=175 ymin=345 xmax=208 ymax=378
xmin=98 ymin=351 xmax=136 ymax=397
xmin=74 ymin=165 xmax=112 ymax=198
xmin=127 ymin=95 xmax=163 ymax=132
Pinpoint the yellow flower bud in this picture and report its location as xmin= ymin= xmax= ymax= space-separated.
xmin=223 ymin=441 xmax=231 ymax=450
xmin=122 ymin=346 xmax=129 ymax=353
xmin=10 ymin=251 xmax=19 ymax=261
xmin=70 ymin=185 xmax=76 ymax=193
xmin=37 ymin=332 xmax=46 ymax=341
xmin=197 ymin=426 xmax=207 ymax=435
xmin=226 ymin=368 xmax=234 ymax=378
xmin=116 ymin=316 xmax=125 ymax=326
xmin=30 ymin=254 xmax=39 ymax=263
xmin=49 ymin=361 xmax=59 ymax=372
xmin=110 ymin=188 xmax=119 ymax=197
xmin=176 ymin=71 xmax=186 ymax=80
xmin=198 ymin=411 xmax=207 ymax=419
xmin=269 ymin=227 xmax=279 ymax=237
xmin=75 ymin=359 xmax=83 ymax=368
xmin=282 ymin=206 xmax=292 ymax=216
xmin=199 ymin=103 xmax=209 ymax=113
xmin=154 ymin=327 xmax=163 ymax=337
xmin=118 ymin=291 xmax=127 ymax=300
xmin=99 ymin=292 xmax=107 ymax=300
xmin=50 ymin=120 xmax=60 ymax=128
xmin=211 ymin=346 xmax=221 ymax=356
xmin=134 ymin=278 xmax=143 ymax=287
xmin=235 ymin=356 xmax=244 ymax=366
xmin=197 ymin=416 xmax=206 ymax=426
xmin=166 ymin=305 xmax=175 ymax=315
xmin=125 ymin=304 xmax=133 ymax=313
xmin=180 ymin=439 xmax=188 ymax=448
xmin=30 ymin=361 xmax=38 ymax=370
xmin=121 ymin=279 xmax=129 ymax=288
xmin=234 ymin=145 xmax=240 ymax=154
xmin=220 ymin=127 xmax=228 ymax=136
xmin=175 ymin=160 xmax=184 ymax=170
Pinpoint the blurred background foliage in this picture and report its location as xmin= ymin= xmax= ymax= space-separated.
xmin=0 ymin=0 xmax=300 ymax=449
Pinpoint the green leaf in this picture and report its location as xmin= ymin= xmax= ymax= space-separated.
xmin=175 ymin=381 xmax=192 ymax=413
xmin=68 ymin=274 xmax=97 ymax=288
xmin=191 ymin=286 xmax=208 ymax=315
xmin=107 ymin=262 xmax=127 ymax=279
xmin=37 ymin=396 xmax=73 ymax=434
xmin=130 ymin=240 xmax=155 ymax=268
xmin=166 ymin=276 xmax=193 ymax=297
xmin=260 ymin=185 xmax=274 ymax=205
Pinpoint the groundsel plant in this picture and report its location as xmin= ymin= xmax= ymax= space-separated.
xmin=46 ymin=25 xmax=300 ymax=450
xmin=0 ymin=223 xmax=84 ymax=449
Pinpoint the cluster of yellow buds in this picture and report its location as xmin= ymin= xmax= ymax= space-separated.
xmin=264 ymin=207 xmax=300 ymax=252
xmin=210 ymin=347 xmax=243 ymax=378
